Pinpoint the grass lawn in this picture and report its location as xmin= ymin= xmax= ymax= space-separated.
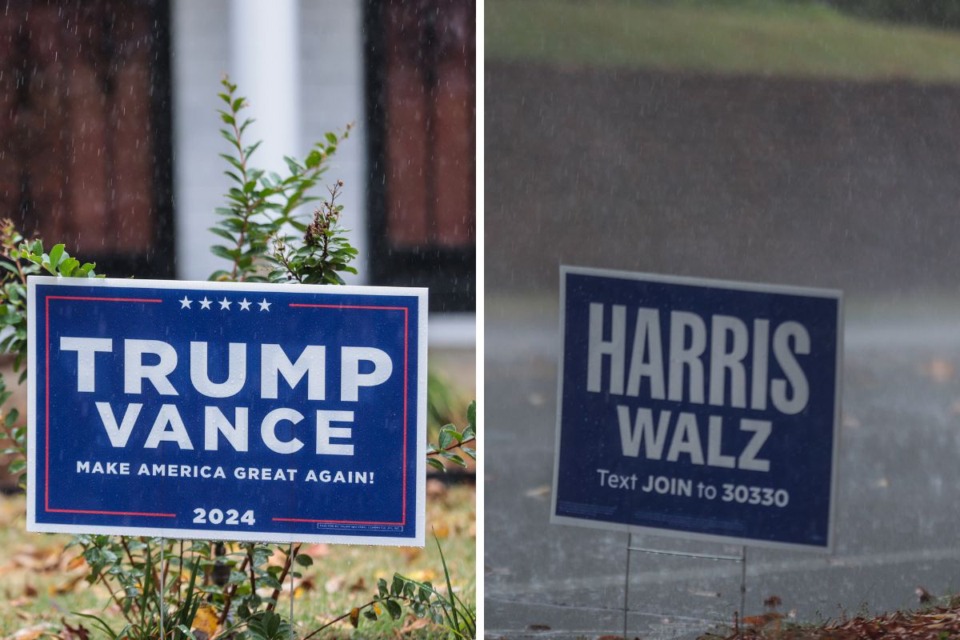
xmin=0 ymin=481 xmax=475 ymax=638
xmin=486 ymin=0 xmax=960 ymax=82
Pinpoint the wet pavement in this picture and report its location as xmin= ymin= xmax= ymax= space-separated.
xmin=484 ymin=293 xmax=960 ymax=639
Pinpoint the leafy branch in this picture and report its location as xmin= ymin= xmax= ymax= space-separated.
xmin=305 ymin=538 xmax=476 ymax=639
xmin=210 ymin=76 xmax=353 ymax=283
xmin=0 ymin=220 xmax=98 ymax=488
xmin=271 ymin=179 xmax=359 ymax=285
xmin=427 ymin=400 xmax=477 ymax=472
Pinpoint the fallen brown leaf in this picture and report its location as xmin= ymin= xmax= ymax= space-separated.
xmin=2 ymin=624 xmax=54 ymax=640
xmin=400 ymin=547 xmax=422 ymax=563
xmin=405 ymin=569 xmax=437 ymax=583
xmin=303 ymin=543 xmax=329 ymax=558
xmin=60 ymin=618 xmax=90 ymax=640
xmin=325 ymin=576 xmax=344 ymax=594
xmin=920 ymin=357 xmax=954 ymax=383
xmin=742 ymin=612 xmax=783 ymax=628
xmin=426 ymin=478 xmax=448 ymax=500
xmin=524 ymin=485 xmax=551 ymax=499
xmin=348 ymin=576 xmax=367 ymax=592
xmin=51 ymin=573 xmax=86 ymax=596
xmin=298 ymin=576 xmax=316 ymax=593
xmin=718 ymin=601 xmax=960 ymax=639
xmin=191 ymin=604 xmax=219 ymax=637
xmin=399 ymin=615 xmax=431 ymax=633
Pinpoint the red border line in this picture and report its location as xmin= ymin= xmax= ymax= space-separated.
xmin=276 ymin=303 xmax=411 ymax=526
xmin=45 ymin=295 xmax=168 ymax=519
xmin=42 ymin=294 xmax=416 ymax=528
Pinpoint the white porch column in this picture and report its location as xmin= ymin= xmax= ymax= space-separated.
xmin=229 ymin=0 xmax=300 ymax=175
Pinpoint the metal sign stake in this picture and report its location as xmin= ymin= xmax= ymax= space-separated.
xmin=290 ymin=542 xmax=296 ymax=640
xmin=622 ymin=535 xmax=749 ymax=639
xmin=739 ymin=546 xmax=747 ymax=619
xmin=623 ymin=532 xmax=633 ymax=638
xmin=159 ymin=536 xmax=165 ymax=639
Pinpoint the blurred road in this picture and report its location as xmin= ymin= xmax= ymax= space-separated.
xmin=484 ymin=293 xmax=960 ymax=639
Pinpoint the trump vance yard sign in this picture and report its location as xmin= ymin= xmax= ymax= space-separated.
xmin=27 ymin=277 xmax=427 ymax=546
xmin=552 ymin=267 xmax=842 ymax=551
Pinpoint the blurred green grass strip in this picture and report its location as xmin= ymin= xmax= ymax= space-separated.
xmin=486 ymin=0 xmax=960 ymax=82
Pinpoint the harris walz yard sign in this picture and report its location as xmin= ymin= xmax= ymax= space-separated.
xmin=27 ymin=277 xmax=427 ymax=546
xmin=552 ymin=267 xmax=841 ymax=550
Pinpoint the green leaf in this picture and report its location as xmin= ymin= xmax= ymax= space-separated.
xmin=294 ymin=553 xmax=313 ymax=568
xmin=427 ymin=458 xmax=445 ymax=472
xmin=209 ymin=228 xmax=238 ymax=244
xmin=383 ymin=598 xmax=403 ymax=620
xmin=208 ymin=269 xmax=232 ymax=281
xmin=59 ymin=257 xmax=79 ymax=277
xmin=283 ymin=156 xmax=302 ymax=174
xmin=0 ymin=261 xmax=19 ymax=275
xmin=243 ymin=140 xmax=262 ymax=158
xmin=259 ymin=573 xmax=282 ymax=590
xmin=210 ymin=245 xmax=239 ymax=261
xmin=443 ymin=453 xmax=466 ymax=468
xmin=438 ymin=426 xmax=458 ymax=451
xmin=305 ymin=150 xmax=322 ymax=169
xmin=218 ymin=153 xmax=244 ymax=172
xmin=219 ymin=128 xmax=239 ymax=146
xmin=48 ymin=244 xmax=65 ymax=267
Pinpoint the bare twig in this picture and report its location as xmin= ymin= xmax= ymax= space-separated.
xmin=427 ymin=436 xmax=477 ymax=458
xmin=266 ymin=543 xmax=302 ymax=612
xmin=217 ymin=551 xmax=251 ymax=627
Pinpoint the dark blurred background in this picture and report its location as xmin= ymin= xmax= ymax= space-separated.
xmin=486 ymin=0 xmax=960 ymax=299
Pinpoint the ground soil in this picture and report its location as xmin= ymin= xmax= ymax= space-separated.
xmin=485 ymin=61 xmax=960 ymax=297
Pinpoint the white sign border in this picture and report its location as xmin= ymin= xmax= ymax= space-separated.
xmin=27 ymin=276 xmax=428 ymax=547
xmin=551 ymin=265 xmax=843 ymax=553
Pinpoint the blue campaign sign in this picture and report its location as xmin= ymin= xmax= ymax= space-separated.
xmin=552 ymin=267 xmax=842 ymax=550
xmin=27 ymin=277 xmax=427 ymax=546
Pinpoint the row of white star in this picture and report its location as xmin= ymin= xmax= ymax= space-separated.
xmin=179 ymin=296 xmax=272 ymax=311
